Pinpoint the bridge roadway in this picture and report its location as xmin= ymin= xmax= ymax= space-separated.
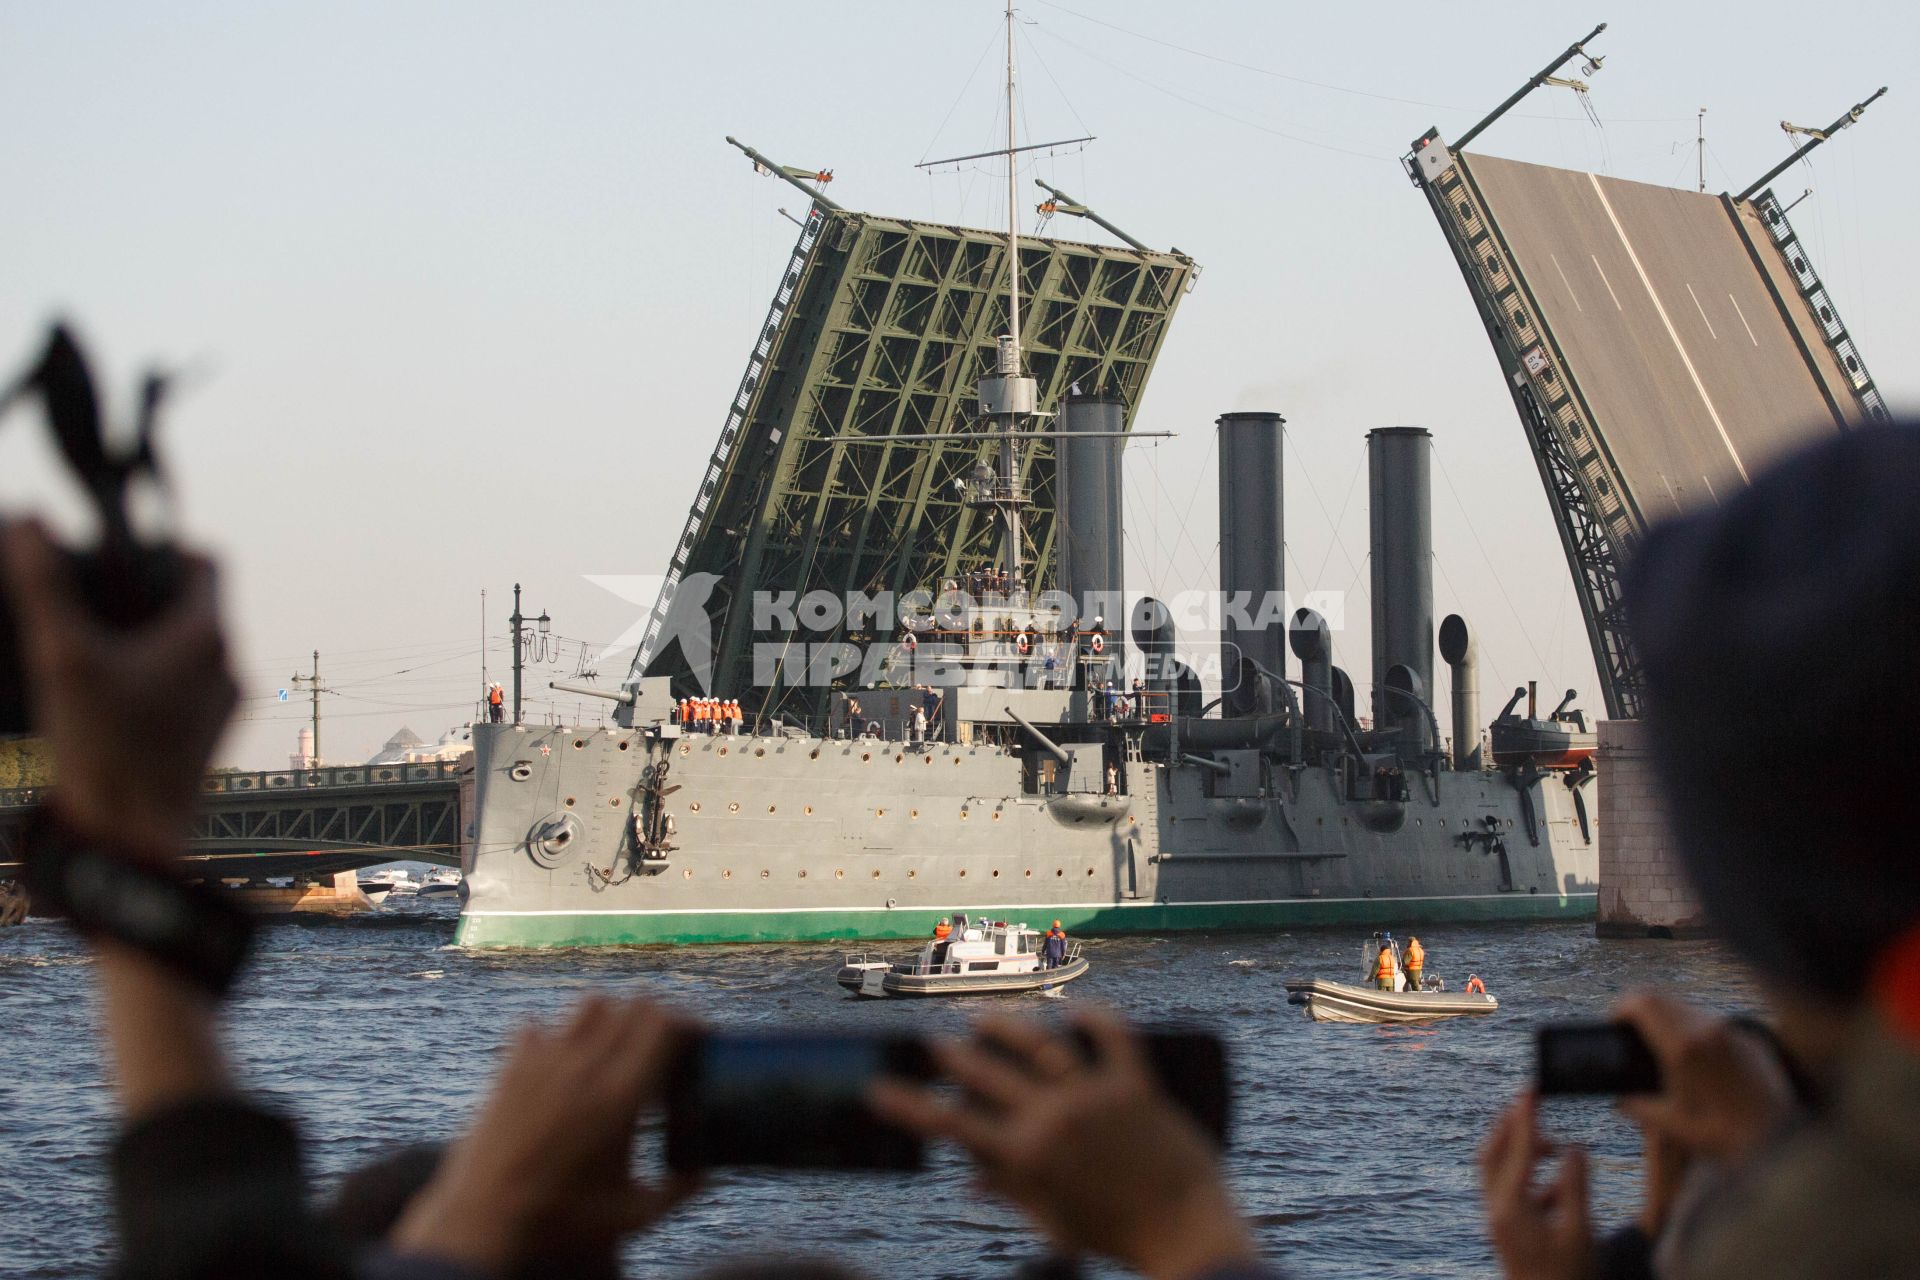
xmin=0 ymin=760 xmax=464 ymax=884
xmin=1462 ymin=152 xmax=1862 ymax=522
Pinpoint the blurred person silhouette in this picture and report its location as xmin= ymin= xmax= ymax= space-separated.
xmin=1479 ymin=423 xmax=1920 ymax=1279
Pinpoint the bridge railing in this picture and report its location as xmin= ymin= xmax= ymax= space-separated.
xmin=0 ymin=759 xmax=466 ymax=811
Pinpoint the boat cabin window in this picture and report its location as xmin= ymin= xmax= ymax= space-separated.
xmin=995 ymin=932 xmax=1009 ymax=955
xmin=968 ymin=961 xmax=998 ymax=972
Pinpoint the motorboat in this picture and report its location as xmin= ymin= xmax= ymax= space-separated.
xmin=357 ymin=868 xmax=418 ymax=903
xmin=416 ymin=868 xmax=462 ymax=899
xmin=834 ymin=914 xmax=1088 ymax=998
xmin=1285 ymin=932 xmax=1496 ymax=1024
xmin=1488 ymin=685 xmax=1595 ymax=770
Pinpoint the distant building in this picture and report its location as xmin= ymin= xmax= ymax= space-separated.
xmin=366 ymin=725 xmax=473 ymax=766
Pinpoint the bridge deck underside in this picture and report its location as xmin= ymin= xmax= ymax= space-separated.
xmin=1465 ymin=153 xmax=1857 ymax=523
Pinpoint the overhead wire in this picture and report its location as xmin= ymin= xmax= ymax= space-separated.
xmin=1032 ymin=25 xmax=1396 ymax=163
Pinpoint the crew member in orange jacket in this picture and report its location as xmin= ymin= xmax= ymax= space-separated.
xmin=1404 ymin=936 xmax=1425 ymax=991
xmin=1375 ymin=944 xmax=1397 ymax=991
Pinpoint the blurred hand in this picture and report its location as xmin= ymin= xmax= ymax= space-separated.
xmin=391 ymin=995 xmax=697 ymax=1273
xmin=870 ymin=1010 xmax=1255 ymax=1280
xmin=1479 ymin=1093 xmax=1593 ymax=1280
xmin=1614 ymin=993 xmax=1795 ymax=1166
xmin=2 ymin=520 xmax=236 ymax=858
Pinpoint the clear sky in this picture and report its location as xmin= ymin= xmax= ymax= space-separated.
xmin=2 ymin=1 xmax=1913 ymax=768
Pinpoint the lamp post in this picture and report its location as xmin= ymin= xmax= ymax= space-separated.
xmin=508 ymin=584 xmax=551 ymax=726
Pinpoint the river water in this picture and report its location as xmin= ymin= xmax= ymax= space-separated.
xmin=1 ymin=904 xmax=1754 ymax=1279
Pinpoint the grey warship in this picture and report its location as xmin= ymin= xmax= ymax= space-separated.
xmin=458 ymin=22 xmax=1888 ymax=950
xmin=456 ymin=61 xmax=1605 ymax=946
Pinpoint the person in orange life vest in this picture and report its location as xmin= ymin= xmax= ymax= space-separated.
xmin=486 ymin=683 xmax=504 ymax=724
xmin=1375 ymin=944 xmax=1397 ymax=991
xmin=1043 ymin=921 xmax=1068 ymax=969
xmin=932 ymin=917 xmax=952 ymax=942
xmin=1404 ymin=936 xmax=1425 ymax=990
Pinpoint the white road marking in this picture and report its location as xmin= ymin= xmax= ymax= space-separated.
xmin=1660 ymin=473 xmax=1680 ymax=510
xmin=1550 ymin=252 xmax=1584 ymax=311
xmin=1590 ymin=254 xmax=1624 ymax=310
xmin=1702 ymin=474 xmax=1721 ymax=506
xmin=1728 ymin=293 xmax=1760 ymax=346
xmin=1685 ymin=283 xmax=1718 ymax=339
xmin=1587 ymin=172 xmax=1749 ymax=482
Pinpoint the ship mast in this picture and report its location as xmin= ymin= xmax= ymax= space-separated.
xmin=977 ymin=0 xmax=1037 ymax=583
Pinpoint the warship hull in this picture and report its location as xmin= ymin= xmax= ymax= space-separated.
xmin=454 ymin=723 xmax=1597 ymax=949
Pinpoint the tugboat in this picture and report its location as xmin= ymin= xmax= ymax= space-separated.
xmin=835 ymin=914 xmax=1088 ymax=998
xmin=1285 ymin=932 xmax=1496 ymax=1024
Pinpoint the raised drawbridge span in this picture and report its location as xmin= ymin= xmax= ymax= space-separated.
xmin=1410 ymin=26 xmax=1887 ymax=719
xmin=628 ymin=142 xmax=1196 ymax=728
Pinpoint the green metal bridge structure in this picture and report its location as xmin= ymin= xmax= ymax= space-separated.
xmin=632 ymin=140 xmax=1198 ymax=727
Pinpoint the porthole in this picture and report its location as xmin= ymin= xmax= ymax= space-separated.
xmin=564 ymin=796 xmax=576 ymax=808
xmin=679 ymin=744 xmax=691 ymax=757
xmin=798 ymin=869 xmax=807 ymax=879
xmin=953 ymin=758 xmax=962 ymax=766
xmin=876 ymin=808 xmax=886 ymax=818
xmin=1055 ymin=869 xmax=1064 ymax=878
xmin=722 ymin=869 xmax=732 ymax=879
xmin=835 ymin=869 xmax=845 ymax=880
xmin=573 ymin=739 xmax=585 ymax=750
xmin=959 ymin=811 xmax=969 ymax=820
xmin=992 ymin=811 xmax=1001 ymax=821
xmin=1024 ymin=869 xmax=1032 ymax=878
xmin=691 ymin=801 xmax=702 ymax=812
xmin=991 ymin=869 xmax=1000 ymax=878
xmin=729 ymin=801 xmax=740 ymax=813
xmin=682 ymin=868 xmax=693 ymax=879
xmin=959 ymin=869 xmax=967 ymax=878
xmin=618 ymin=741 xmax=630 ymax=752
xmin=862 ymin=752 xmax=871 ymax=762
xmin=768 ymin=804 xmax=777 ymax=813
xmin=1085 ymin=867 xmax=1095 ymax=876
xmin=910 ymin=809 xmax=919 ymax=819
xmin=718 ymin=746 xmax=728 ymax=757
xmin=760 ymin=869 xmax=770 ymax=880
xmin=895 ymin=754 xmax=904 ymax=764
xmin=804 ymin=805 xmax=814 ymax=815
xmin=924 ymin=756 xmax=933 ymax=764
xmin=609 ymin=797 xmax=621 ymax=807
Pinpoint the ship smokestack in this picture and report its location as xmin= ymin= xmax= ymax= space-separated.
xmin=1129 ymin=595 xmax=1175 ymax=709
xmin=1289 ymin=607 xmax=1334 ymax=733
xmin=1060 ymin=391 xmax=1127 ymax=678
xmin=1217 ymin=412 xmax=1287 ymax=687
xmin=1367 ymin=426 xmax=1434 ymax=734
xmin=1438 ymin=613 xmax=1481 ymax=769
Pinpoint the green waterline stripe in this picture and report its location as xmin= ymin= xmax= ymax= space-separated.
xmin=463 ymin=891 xmax=1596 ymax=918
xmin=454 ymin=893 xmax=1594 ymax=947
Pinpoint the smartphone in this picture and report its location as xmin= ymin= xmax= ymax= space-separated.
xmin=1536 ymin=1021 xmax=1662 ymax=1095
xmin=665 ymin=1031 xmax=936 ymax=1172
xmin=664 ymin=1025 xmax=1231 ymax=1173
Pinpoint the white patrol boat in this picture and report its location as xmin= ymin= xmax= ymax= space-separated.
xmin=1284 ymin=932 xmax=1496 ymax=1024
xmin=836 ymin=914 xmax=1088 ymax=998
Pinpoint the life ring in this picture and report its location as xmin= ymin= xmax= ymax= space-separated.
xmin=1465 ymin=975 xmax=1487 ymax=995
xmin=865 ymin=721 xmax=883 ymax=738
xmin=1016 ymin=631 xmax=1033 ymax=656
xmin=900 ymin=632 xmax=918 ymax=653
xmin=1089 ymin=632 xmax=1106 ymax=656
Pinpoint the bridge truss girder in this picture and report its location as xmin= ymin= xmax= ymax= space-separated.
xmin=645 ymin=207 xmax=1195 ymax=727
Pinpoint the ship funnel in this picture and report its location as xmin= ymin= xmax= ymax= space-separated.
xmin=1129 ymin=595 xmax=1176 ymax=709
xmin=1438 ymin=613 xmax=1481 ymax=769
xmin=1059 ymin=391 xmax=1127 ymax=676
xmin=1367 ymin=427 xmax=1434 ymax=734
xmin=1217 ymin=412 xmax=1287 ymax=686
xmin=1331 ymin=666 xmax=1356 ymax=728
xmin=1288 ymin=607 xmax=1334 ymax=733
